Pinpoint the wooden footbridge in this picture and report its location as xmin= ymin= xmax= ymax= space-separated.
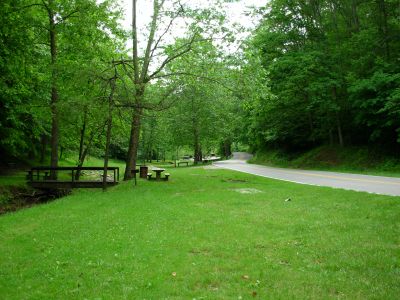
xmin=27 ymin=167 xmax=119 ymax=189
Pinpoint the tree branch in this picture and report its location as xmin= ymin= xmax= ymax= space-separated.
xmin=148 ymin=34 xmax=199 ymax=80
xmin=151 ymin=71 xmax=236 ymax=93
xmin=7 ymin=3 xmax=46 ymax=15
xmin=58 ymin=9 xmax=79 ymax=24
xmin=149 ymin=5 xmax=185 ymax=61
xmin=140 ymin=0 xmax=161 ymax=81
xmin=132 ymin=0 xmax=140 ymax=82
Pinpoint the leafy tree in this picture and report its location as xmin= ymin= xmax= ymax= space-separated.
xmin=246 ymin=0 xmax=400 ymax=152
xmin=122 ymin=0 xmax=234 ymax=179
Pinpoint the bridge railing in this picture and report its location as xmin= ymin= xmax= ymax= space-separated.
xmin=27 ymin=166 xmax=120 ymax=184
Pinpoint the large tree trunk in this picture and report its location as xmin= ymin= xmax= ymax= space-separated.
xmin=124 ymin=106 xmax=143 ymax=180
xmin=48 ymin=3 xmax=59 ymax=179
xmin=123 ymin=0 xmax=143 ymax=181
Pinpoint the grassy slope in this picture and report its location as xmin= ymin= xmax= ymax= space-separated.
xmin=0 ymin=166 xmax=399 ymax=299
xmin=249 ymin=146 xmax=400 ymax=177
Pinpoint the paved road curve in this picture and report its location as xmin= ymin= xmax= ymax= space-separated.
xmin=213 ymin=152 xmax=400 ymax=196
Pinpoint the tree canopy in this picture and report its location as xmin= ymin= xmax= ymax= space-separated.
xmin=1 ymin=0 xmax=399 ymax=170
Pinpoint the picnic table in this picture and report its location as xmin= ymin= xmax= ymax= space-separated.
xmin=152 ymin=167 xmax=165 ymax=180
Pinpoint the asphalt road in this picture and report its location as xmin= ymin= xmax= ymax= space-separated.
xmin=213 ymin=152 xmax=400 ymax=196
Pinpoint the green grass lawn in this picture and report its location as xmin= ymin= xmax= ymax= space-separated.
xmin=0 ymin=166 xmax=399 ymax=299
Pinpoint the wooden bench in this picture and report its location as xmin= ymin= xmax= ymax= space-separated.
xmin=177 ymin=161 xmax=189 ymax=167
xmin=147 ymin=172 xmax=170 ymax=181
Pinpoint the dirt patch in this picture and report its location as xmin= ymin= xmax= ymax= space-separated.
xmin=189 ymin=248 xmax=210 ymax=255
xmin=0 ymin=186 xmax=70 ymax=215
xmin=232 ymin=188 xmax=263 ymax=194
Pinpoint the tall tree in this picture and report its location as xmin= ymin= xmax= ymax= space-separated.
xmin=123 ymin=0 xmax=230 ymax=179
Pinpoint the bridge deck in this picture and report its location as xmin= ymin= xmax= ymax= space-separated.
xmin=28 ymin=180 xmax=118 ymax=189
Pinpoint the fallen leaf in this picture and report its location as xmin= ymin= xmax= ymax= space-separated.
xmin=252 ymin=291 xmax=257 ymax=297
xmin=242 ymin=275 xmax=249 ymax=280
xmin=171 ymin=272 xmax=177 ymax=277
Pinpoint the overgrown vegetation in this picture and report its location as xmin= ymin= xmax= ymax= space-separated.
xmin=244 ymin=0 xmax=400 ymax=154
xmin=250 ymin=146 xmax=400 ymax=177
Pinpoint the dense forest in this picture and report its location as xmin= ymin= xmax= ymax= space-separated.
xmin=246 ymin=0 xmax=400 ymax=152
xmin=1 ymin=0 xmax=399 ymax=176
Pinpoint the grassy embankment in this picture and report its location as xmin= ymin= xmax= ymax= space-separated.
xmin=0 ymin=165 xmax=399 ymax=299
xmin=249 ymin=146 xmax=400 ymax=177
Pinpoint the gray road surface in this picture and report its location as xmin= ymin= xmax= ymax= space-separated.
xmin=213 ymin=152 xmax=400 ymax=196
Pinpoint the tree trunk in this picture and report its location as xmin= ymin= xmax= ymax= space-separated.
xmin=377 ymin=0 xmax=390 ymax=59
xmin=103 ymin=109 xmax=113 ymax=191
xmin=59 ymin=146 xmax=64 ymax=160
xmin=124 ymin=106 xmax=143 ymax=180
xmin=351 ymin=0 xmax=360 ymax=32
xmin=75 ymin=147 xmax=88 ymax=180
xmin=40 ymin=134 xmax=47 ymax=163
xmin=48 ymin=3 xmax=59 ymax=179
xmin=193 ymin=127 xmax=202 ymax=164
xmin=308 ymin=112 xmax=314 ymax=141
xmin=329 ymin=128 xmax=334 ymax=146
xmin=78 ymin=108 xmax=88 ymax=162
xmin=332 ymin=86 xmax=344 ymax=147
xmin=102 ymin=75 xmax=116 ymax=190
xmin=224 ymin=139 xmax=232 ymax=158
xmin=337 ymin=116 xmax=344 ymax=147
xmin=75 ymin=122 xmax=107 ymax=180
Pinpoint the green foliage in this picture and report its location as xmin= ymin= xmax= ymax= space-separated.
xmin=250 ymin=145 xmax=400 ymax=177
xmin=0 ymin=0 xmax=126 ymax=162
xmin=245 ymin=0 xmax=400 ymax=151
xmin=138 ymin=38 xmax=243 ymax=160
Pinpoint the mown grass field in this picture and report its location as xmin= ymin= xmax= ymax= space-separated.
xmin=0 ymin=166 xmax=399 ymax=299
